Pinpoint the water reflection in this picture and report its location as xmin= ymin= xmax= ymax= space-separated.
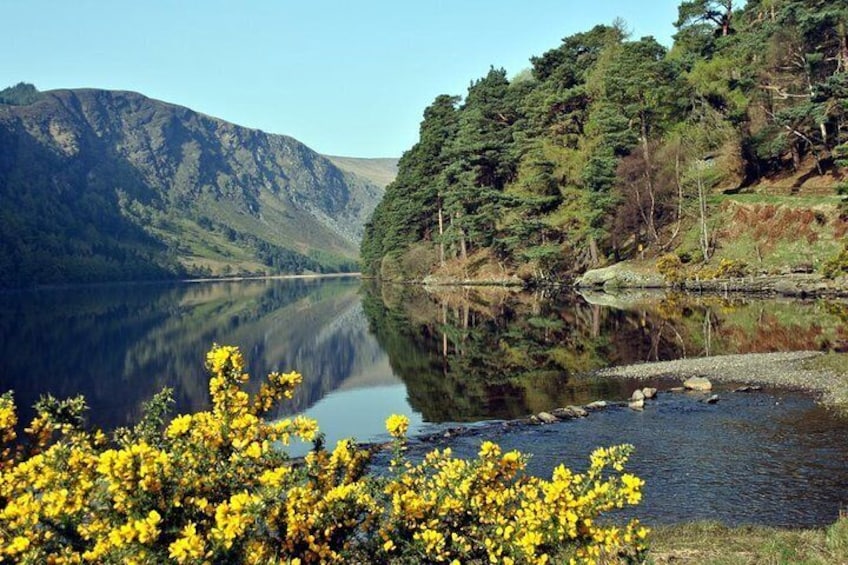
xmin=3 ymin=279 xmax=847 ymax=525
xmin=362 ymin=284 xmax=848 ymax=422
xmin=0 ymin=277 xmax=406 ymax=430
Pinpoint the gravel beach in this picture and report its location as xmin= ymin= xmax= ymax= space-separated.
xmin=595 ymin=351 xmax=848 ymax=411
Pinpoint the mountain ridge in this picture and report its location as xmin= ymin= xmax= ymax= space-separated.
xmin=0 ymin=85 xmax=391 ymax=287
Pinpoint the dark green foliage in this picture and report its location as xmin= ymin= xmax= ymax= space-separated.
xmin=362 ymin=0 xmax=848 ymax=279
xmin=0 ymin=82 xmax=44 ymax=105
xmin=361 ymin=94 xmax=460 ymax=275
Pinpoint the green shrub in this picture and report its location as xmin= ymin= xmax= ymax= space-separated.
xmin=822 ymin=243 xmax=848 ymax=279
xmin=656 ymin=253 xmax=684 ymax=283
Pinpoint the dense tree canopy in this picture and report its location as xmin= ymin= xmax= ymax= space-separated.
xmin=362 ymin=0 xmax=848 ymax=280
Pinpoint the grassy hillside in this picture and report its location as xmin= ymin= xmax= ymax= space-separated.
xmin=324 ymin=155 xmax=398 ymax=189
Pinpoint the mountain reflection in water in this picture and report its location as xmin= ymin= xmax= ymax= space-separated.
xmin=0 ymin=277 xmax=404 ymax=430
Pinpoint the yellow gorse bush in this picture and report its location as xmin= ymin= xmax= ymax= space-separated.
xmin=0 ymin=344 xmax=647 ymax=564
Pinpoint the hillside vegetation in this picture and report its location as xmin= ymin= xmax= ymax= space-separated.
xmin=324 ymin=155 xmax=398 ymax=189
xmin=0 ymin=86 xmax=386 ymax=287
xmin=362 ymin=0 xmax=848 ymax=283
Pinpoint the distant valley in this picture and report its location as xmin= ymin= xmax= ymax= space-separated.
xmin=0 ymin=83 xmax=397 ymax=288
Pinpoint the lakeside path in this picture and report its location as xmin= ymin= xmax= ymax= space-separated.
xmin=595 ymin=351 xmax=848 ymax=411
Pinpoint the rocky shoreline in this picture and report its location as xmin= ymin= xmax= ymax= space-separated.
xmin=383 ymin=351 xmax=847 ymax=452
xmin=410 ymin=268 xmax=848 ymax=299
xmin=574 ymin=264 xmax=848 ymax=298
xmin=595 ymin=350 xmax=848 ymax=411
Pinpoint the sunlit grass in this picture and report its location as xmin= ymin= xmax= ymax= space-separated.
xmin=648 ymin=518 xmax=848 ymax=565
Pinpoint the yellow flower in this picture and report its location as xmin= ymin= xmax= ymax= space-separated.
xmin=385 ymin=414 xmax=409 ymax=439
xmin=134 ymin=510 xmax=161 ymax=544
xmin=6 ymin=535 xmax=30 ymax=555
xmin=0 ymin=345 xmax=647 ymax=563
xmin=259 ymin=466 xmax=291 ymax=488
xmin=165 ymin=414 xmax=193 ymax=438
xmin=244 ymin=441 xmax=262 ymax=459
xmin=168 ymin=522 xmax=205 ymax=563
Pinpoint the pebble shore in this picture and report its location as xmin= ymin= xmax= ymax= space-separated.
xmin=595 ymin=351 xmax=848 ymax=410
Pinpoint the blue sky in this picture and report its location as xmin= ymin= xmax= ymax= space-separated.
xmin=4 ymin=1 xmax=683 ymax=157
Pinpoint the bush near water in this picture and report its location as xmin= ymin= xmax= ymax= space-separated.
xmin=0 ymin=345 xmax=646 ymax=564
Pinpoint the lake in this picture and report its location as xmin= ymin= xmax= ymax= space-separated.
xmin=1 ymin=277 xmax=846 ymax=526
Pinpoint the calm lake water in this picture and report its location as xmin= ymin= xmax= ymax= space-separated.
xmin=1 ymin=277 xmax=847 ymax=526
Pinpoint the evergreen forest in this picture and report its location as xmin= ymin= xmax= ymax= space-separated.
xmin=362 ymin=0 xmax=848 ymax=282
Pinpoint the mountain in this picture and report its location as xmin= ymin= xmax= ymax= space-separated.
xmin=0 ymin=85 xmax=389 ymax=288
xmin=324 ymin=155 xmax=398 ymax=189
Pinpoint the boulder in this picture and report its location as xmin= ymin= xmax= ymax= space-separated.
xmin=537 ymin=411 xmax=558 ymax=424
xmin=570 ymin=405 xmax=588 ymax=418
xmin=574 ymin=264 xmax=667 ymax=289
xmin=629 ymin=398 xmax=645 ymax=411
xmin=683 ymin=376 xmax=713 ymax=391
xmin=705 ymin=394 xmax=720 ymax=404
xmin=642 ymin=387 xmax=658 ymax=399
xmin=631 ymin=389 xmax=645 ymax=401
xmin=585 ymin=400 xmax=608 ymax=411
xmin=552 ymin=406 xmax=587 ymax=419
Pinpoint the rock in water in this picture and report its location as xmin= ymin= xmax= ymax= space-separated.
xmin=552 ymin=405 xmax=588 ymax=419
xmin=642 ymin=387 xmax=658 ymax=399
xmin=629 ymin=398 xmax=645 ymax=411
xmin=585 ymin=400 xmax=608 ymax=411
xmin=683 ymin=376 xmax=713 ymax=391
xmin=706 ymin=394 xmax=720 ymax=404
xmin=734 ymin=385 xmax=763 ymax=393
xmin=537 ymin=411 xmax=558 ymax=424
xmin=631 ymin=389 xmax=645 ymax=401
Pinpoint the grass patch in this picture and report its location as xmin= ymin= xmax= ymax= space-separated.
xmin=324 ymin=155 xmax=398 ymax=188
xmin=802 ymin=352 xmax=848 ymax=414
xmin=724 ymin=193 xmax=843 ymax=207
xmin=805 ymin=352 xmax=848 ymax=377
xmin=697 ymin=198 xmax=846 ymax=273
xmin=648 ymin=518 xmax=848 ymax=564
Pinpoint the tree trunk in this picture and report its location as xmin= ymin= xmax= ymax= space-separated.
xmin=640 ymin=113 xmax=659 ymax=244
xmin=457 ymin=214 xmax=468 ymax=262
xmin=791 ymin=142 xmax=801 ymax=170
xmin=437 ymin=202 xmax=445 ymax=267
xmin=696 ymin=162 xmax=711 ymax=261
xmin=588 ymin=236 xmax=599 ymax=267
xmin=722 ymin=1 xmax=732 ymax=36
